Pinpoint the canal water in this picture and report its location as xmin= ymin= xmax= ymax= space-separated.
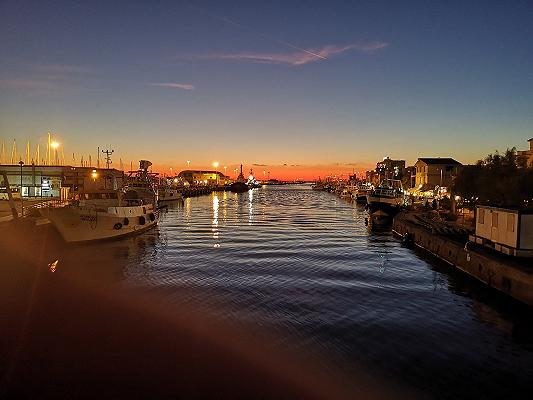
xmin=2 ymin=185 xmax=533 ymax=398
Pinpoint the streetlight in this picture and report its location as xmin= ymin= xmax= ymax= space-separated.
xmin=18 ymin=160 xmax=24 ymax=216
xmin=50 ymin=141 xmax=60 ymax=165
xmin=91 ymin=169 xmax=98 ymax=180
xmin=224 ymin=166 xmax=227 ymax=175
xmin=186 ymin=160 xmax=190 ymax=168
xmin=170 ymin=167 xmax=173 ymax=177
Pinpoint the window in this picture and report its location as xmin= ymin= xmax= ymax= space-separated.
xmin=492 ymin=212 xmax=498 ymax=228
xmin=478 ymin=209 xmax=485 ymax=224
xmin=507 ymin=214 xmax=515 ymax=232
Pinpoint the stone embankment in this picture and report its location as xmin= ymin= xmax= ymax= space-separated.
xmin=393 ymin=211 xmax=533 ymax=306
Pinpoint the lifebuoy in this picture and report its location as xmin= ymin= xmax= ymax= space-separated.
xmin=139 ymin=216 xmax=146 ymax=225
xmin=113 ymin=222 xmax=122 ymax=230
xmin=123 ymin=217 xmax=129 ymax=226
xmin=148 ymin=213 xmax=155 ymax=221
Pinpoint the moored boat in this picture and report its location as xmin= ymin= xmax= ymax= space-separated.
xmin=230 ymin=165 xmax=249 ymax=193
xmin=41 ymin=160 xmax=159 ymax=243
xmin=353 ymin=182 xmax=372 ymax=203
xmin=366 ymin=179 xmax=405 ymax=218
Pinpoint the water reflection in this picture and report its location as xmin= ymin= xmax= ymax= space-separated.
xmin=4 ymin=185 xmax=530 ymax=400
xmin=212 ymin=194 xmax=220 ymax=247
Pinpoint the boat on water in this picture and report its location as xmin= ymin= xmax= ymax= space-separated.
xmin=247 ymin=168 xmax=262 ymax=189
xmin=157 ymin=186 xmax=183 ymax=203
xmin=157 ymin=176 xmax=183 ymax=204
xmin=353 ymin=182 xmax=372 ymax=202
xmin=42 ymin=161 xmax=159 ymax=243
xmin=366 ymin=179 xmax=405 ymax=218
xmin=230 ymin=165 xmax=249 ymax=193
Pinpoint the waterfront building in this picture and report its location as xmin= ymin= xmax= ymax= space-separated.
xmin=415 ymin=158 xmax=461 ymax=191
xmin=376 ymin=157 xmax=405 ymax=180
xmin=177 ymin=170 xmax=230 ymax=185
xmin=517 ymin=138 xmax=533 ymax=166
xmin=404 ymin=166 xmax=416 ymax=189
xmin=0 ymin=164 xmax=124 ymax=199
xmin=471 ymin=205 xmax=533 ymax=257
xmin=366 ymin=157 xmax=406 ymax=186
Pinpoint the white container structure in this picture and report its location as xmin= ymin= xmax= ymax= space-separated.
xmin=470 ymin=205 xmax=533 ymax=257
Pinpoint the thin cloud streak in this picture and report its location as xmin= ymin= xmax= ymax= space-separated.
xmin=149 ymin=82 xmax=195 ymax=90
xmin=178 ymin=42 xmax=388 ymax=66
xmin=0 ymin=79 xmax=58 ymax=90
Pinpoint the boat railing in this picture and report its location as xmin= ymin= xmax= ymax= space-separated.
xmin=372 ymin=188 xmax=401 ymax=198
xmin=124 ymin=199 xmax=144 ymax=207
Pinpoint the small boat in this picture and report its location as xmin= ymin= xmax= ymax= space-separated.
xmin=230 ymin=165 xmax=249 ymax=193
xmin=366 ymin=179 xmax=405 ymax=218
xmin=353 ymin=182 xmax=372 ymax=203
xmin=247 ymin=168 xmax=262 ymax=189
xmin=158 ymin=187 xmax=182 ymax=202
xmin=157 ymin=176 xmax=183 ymax=204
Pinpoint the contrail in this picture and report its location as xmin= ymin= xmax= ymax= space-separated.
xmin=187 ymin=4 xmax=328 ymax=60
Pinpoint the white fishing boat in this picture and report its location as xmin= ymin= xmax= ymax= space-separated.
xmin=366 ymin=179 xmax=405 ymax=217
xmin=41 ymin=160 xmax=159 ymax=243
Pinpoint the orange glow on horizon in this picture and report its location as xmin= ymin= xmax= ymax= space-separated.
xmin=151 ymin=163 xmax=372 ymax=181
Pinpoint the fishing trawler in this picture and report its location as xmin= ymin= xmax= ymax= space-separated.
xmin=230 ymin=165 xmax=249 ymax=193
xmin=41 ymin=161 xmax=159 ymax=243
xmin=366 ymin=179 xmax=405 ymax=218
xmin=353 ymin=182 xmax=372 ymax=202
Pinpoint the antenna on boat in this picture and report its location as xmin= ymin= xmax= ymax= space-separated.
xmin=102 ymin=148 xmax=114 ymax=169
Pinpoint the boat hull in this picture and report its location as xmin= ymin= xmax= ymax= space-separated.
xmin=230 ymin=182 xmax=249 ymax=193
xmin=41 ymin=205 xmax=158 ymax=243
xmin=366 ymin=195 xmax=403 ymax=217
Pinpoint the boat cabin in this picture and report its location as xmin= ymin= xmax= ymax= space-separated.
xmin=470 ymin=205 xmax=533 ymax=257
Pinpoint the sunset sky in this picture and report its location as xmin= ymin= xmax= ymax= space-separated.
xmin=1 ymin=0 xmax=533 ymax=179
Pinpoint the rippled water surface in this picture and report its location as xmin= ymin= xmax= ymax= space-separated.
xmin=32 ymin=185 xmax=533 ymax=398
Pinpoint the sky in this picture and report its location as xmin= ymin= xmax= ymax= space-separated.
xmin=1 ymin=0 xmax=532 ymax=180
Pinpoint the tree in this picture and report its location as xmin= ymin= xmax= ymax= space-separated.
xmin=453 ymin=147 xmax=533 ymax=209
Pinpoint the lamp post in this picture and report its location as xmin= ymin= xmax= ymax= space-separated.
xmin=186 ymin=160 xmax=190 ymax=168
xmin=50 ymin=141 xmax=60 ymax=165
xmin=18 ymin=160 xmax=24 ymax=216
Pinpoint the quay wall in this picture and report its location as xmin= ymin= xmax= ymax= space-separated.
xmin=393 ymin=214 xmax=533 ymax=306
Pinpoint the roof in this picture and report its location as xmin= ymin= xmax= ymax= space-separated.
xmin=476 ymin=205 xmax=533 ymax=215
xmin=528 ymin=138 xmax=533 ymax=142
xmin=417 ymin=158 xmax=461 ymax=165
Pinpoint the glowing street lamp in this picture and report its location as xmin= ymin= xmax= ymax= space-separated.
xmin=213 ymin=161 xmax=219 ymax=169
xmin=186 ymin=160 xmax=190 ymax=168
xmin=91 ymin=169 xmax=98 ymax=180
xmin=50 ymin=141 xmax=60 ymax=165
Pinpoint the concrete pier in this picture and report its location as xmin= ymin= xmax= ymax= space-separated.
xmin=393 ymin=212 xmax=533 ymax=305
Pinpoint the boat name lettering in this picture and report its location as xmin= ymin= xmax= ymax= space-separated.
xmin=80 ymin=214 xmax=97 ymax=222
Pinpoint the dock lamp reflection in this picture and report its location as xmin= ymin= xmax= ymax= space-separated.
xmin=19 ymin=160 xmax=24 ymax=216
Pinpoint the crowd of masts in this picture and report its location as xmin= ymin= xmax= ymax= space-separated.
xmin=1 ymin=134 xmax=128 ymax=170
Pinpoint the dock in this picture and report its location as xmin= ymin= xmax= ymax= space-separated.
xmin=393 ymin=211 xmax=533 ymax=305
